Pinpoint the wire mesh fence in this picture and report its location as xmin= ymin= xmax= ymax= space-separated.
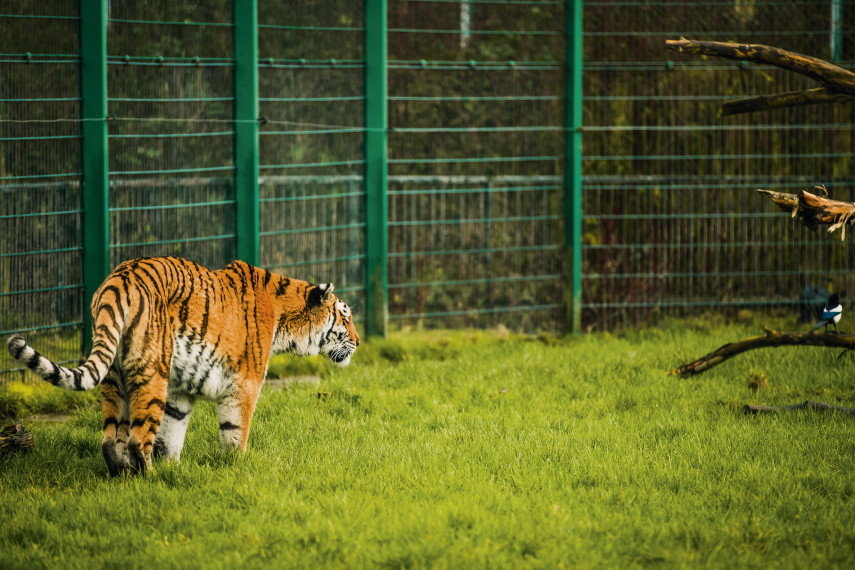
xmin=1 ymin=2 xmax=84 ymax=374
xmin=582 ymin=0 xmax=855 ymax=330
xmin=258 ymin=0 xmax=367 ymax=305
xmin=387 ymin=0 xmax=566 ymax=329
xmin=106 ymin=2 xmax=237 ymax=269
xmin=2 ymin=1 xmax=855 ymax=380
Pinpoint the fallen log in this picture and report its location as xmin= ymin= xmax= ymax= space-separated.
xmin=757 ymin=187 xmax=855 ymax=239
xmin=744 ymin=401 xmax=855 ymax=416
xmin=0 ymin=423 xmax=33 ymax=455
xmin=673 ymin=329 xmax=855 ymax=377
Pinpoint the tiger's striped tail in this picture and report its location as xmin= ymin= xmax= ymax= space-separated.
xmin=6 ymin=334 xmax=115 ymax=391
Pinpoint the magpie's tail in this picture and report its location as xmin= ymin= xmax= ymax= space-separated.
xmin=808 ymin=320 xmax=826 ymax=334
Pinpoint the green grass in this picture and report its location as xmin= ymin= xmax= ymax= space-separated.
xmin=2 ymin=324 xmax=854 ymax=568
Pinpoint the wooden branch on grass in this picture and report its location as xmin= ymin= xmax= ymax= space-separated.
xmin=665 ymin=39 xmax=855 ymax=114
xmin=673 ymin=329 xmax=855 ymax=377
xmin=744 ymin=401 xmax=855 ymax=416
xmin=756 ymin=187 xmax=855 ymax=239
xmin=0 ymin=423 xmax=33 ymax=455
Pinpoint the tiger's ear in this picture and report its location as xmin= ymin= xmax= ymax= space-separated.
xmin=307 ymin=282 xmax=335 ymax=308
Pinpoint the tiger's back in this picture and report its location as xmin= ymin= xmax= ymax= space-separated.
xmin=7 ymin=256 xmax=359 ymax=476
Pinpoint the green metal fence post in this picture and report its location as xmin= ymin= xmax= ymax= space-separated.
xmin=235 ymin=0 xmax=259 ymax=266
xmin=81 ymin=0 xmax=110 ymax=352
xmin=831 ymin=0 xmax=842 ymax=62
xmin=565 ymin=0 xmax=583 ymax=333
xmin=365 ymin=0 xmax=388 ymax=338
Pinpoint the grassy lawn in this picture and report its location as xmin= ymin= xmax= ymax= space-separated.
xmin=1 ymin=323 xmax=854 ymax=568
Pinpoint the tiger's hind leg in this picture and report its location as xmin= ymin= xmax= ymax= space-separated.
xmin=125 ymin=359 xmax=169 ymax=475
xmin=100 ymin=367 xmax=130 ymax=477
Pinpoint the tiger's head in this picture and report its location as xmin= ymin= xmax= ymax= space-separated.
xmin=270 ymin=279 xmax=360 ymax=367
xmin=310 ymin=283 xmax=360 ymax=366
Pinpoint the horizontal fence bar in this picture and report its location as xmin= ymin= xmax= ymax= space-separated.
xmin=109 ymin=97 xmax=234 ymax=103
xmin=389 ymin=214 xmax=561 ymax=227
xmin=389 ymin=95 xmax=562 ymax=102
xmin=584 ymin=241 xmax=829 ymax=250
xmin=261 ymin=160 xmax=366 ymax=169
xmin=586 ymin=29 xmax=837 ymax=37
xmin=263 ymin=63 xmax=365 ymax=70
xmin=389 ymin=304 xmax=562 ymax=321
xmin=391 ymin=274 xmax=561 ymax=289
xmin=585 ymin=212 xmax=784 ymax=221
xmin=0 ymin=173 xmax=82 ymax=180
xmin=110 ymin=166 xmax=235 ymax=176
xmin=107 ymin=58 xmax=234 ymax=67
xmin=110 ymin=132 xmax=235 ymax=139
xmin=0 ymin=247 xmax=83 ymax=258
xmin=392 ymin=126 xmax=563 ymax=133
xmin=0 ymin=14 xmax=79 ymax=20
xmin=0 ymin=54 xmax=80 ymax=62
xmin=586 ymin=152 xmax=855 ymax=161
xmin=258 ymin=24 xmax=364 ymax=32
xmin=108 ymin=18 xmax=231 ymax=27
xmin=0 ymin=322 xmax=84 ymax=337
xmin=389 ymin=28 xmax=561 ymax=36
xmin=0 ymin=98 xmax=80 ymax=102
xmin=261 ymin=128 xmax=365 ymax=135
xmin=110 ymin=200 xmax=235 ymax=213
xmin=399 ymin=0 xmax=561 ymax=4
xmin=0 ymin=135 xmax=81 ymax=142
xmin=0 ymin=284 xmax=82 ymax=297
xmin=0 ymin=209 xmax=82 ymax=220
xmin=259 ymin=191 xmax=364 ymax=203
xmin=111 ymin=235 xmax=235 ymax=249
xmin=586 ymin=124 xmax=855 ymax=132
xmin=260 ymin=97 xmax=365 ymax=102
xmin=388 ymin=156 xmax=561 ymax=164
xmin=390 ymin=244 xmax=562 ymax=258
xmin=583 ymin=299 xmax=812 ymax=310
xmin=260 ymin=222 xmax=366 ymax=237
xmin=585 ymin=1 xmax=820 ymax=6
xmin=270 ymin=254 xmax=366 ymax=268
xmin=389 ymin=184 xmax=561 ymax=196
xmin=392 ymin=175 xmax=562 ymax=183
xmin=584 ymin=270 xmax=849 ymax=280
xmin=389 ymin=60 xmax=561 ymax=70
xmin=109 ymin=131 xmax=235 ymax=139
xmin=261 ymin=175 xmax=364 ymax=184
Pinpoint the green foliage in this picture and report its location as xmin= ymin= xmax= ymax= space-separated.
xmin=0 ymin=381 xmax=98 ymax=421
xmin=2 ymin=327 xmax=854 ymax=567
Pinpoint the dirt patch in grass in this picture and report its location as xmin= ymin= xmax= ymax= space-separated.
xmin=264 ymin=376 xmax=322 ymax=391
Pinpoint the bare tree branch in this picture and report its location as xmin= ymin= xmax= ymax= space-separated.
xmin=722 ymin=87 xmax=853 ymax=116
xmin=744 ymin=401 xmax=855 ymax=416
xmin=757 ymin=188 xmax=855 ymax=239
xmin=665 ymin=39 xmax=855 ymax=96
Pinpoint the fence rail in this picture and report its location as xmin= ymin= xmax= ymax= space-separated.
xmin=3 ymin=0 xmax=855 ymax=379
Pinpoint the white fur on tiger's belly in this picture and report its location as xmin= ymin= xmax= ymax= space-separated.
xmin=169 ymin=337 xmax=232 ymax=400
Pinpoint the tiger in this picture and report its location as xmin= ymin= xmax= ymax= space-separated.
xmin=6 ymin=256 xmax=360 ymax=476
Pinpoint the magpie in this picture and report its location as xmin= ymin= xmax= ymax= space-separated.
xmin=798 ymin=285 xmax=828 ymax=324
xmin=808 ymin=293 xmax=842 ymax=334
